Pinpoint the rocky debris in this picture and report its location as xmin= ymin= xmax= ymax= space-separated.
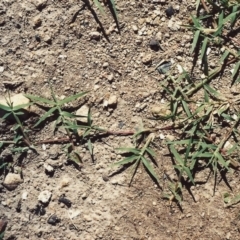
xmin=108 ymin=95 xmax=118 ymax=107
xmin=149 ymin=38 xmax=160 ymax=51
xmin=0 ymin=93 xmax=30 ymax=118
xmin=76 ymin=105 xmax=89 ymax=123
xmin=3 ymin=173 xmax=23 ymax=190
xmin=38 ymin=190 xmax=52 ymax=204
xmin=47 ymin=215 xmax=60 ymax=225
xmin=35 ymin=0 xmax=48 ymax=11
xmin=166 ymin=6 xmax=174 ymax=18
xmin=58 ymin=194 xmax=72 ymax=208
xmin=43 ymin=34 xmax=52 ymax=44
xmin=142 ymin=53 xmax=152 ymax=65
xmin=132 ymin=25 xmax=138 ymax=33
xmin=44 ymin=163 xmax=55 ymax=173
xmin=90 ymin=31 xmax=101 ymax=40
xmin=32 ymin=14 xmax=42 ymax=28
xmin=151 ymin=105 xmax=171 ymax=118
xmin=0 ymin=148 xmax=12 ymax=161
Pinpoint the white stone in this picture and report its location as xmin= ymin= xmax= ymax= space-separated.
xmin=38 ymin=190 xmax=52 ymax=203
xmin=132 ymin=25 xmax=138 ymax=33
xmin=44 ymin=163 xmax=54 ymax=173
xmin=22 ymin=191 xmax=28 ymax=200
xmin=90 ymin=31 xmax=101 ymax=40
xmin=108 ymin=95 xmax=117 ymax=107
xmin=0 ymin=66 xmax=4 ymax=73
xmin=76 ymin=105 xmax=89 ymax=123
xmin=3 ymin=173 xmax=23 ymax=190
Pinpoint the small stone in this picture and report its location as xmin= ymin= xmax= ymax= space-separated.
xmin=43 ymin=35 xmax=51 ymax=44
xmin=132 ymin=25 xmax=138 ymax=33
xmin=102 ymin=62 xmax=109 ymax=68
xmin=22 ymin=192 xmax=28 ymax=200
xmin=152 ymin=201 xmax=157 ymax=206
xmin=155 ymin=32 xmax=162 ymax=41
xmin=44 ymin=163 xmax=54 ymax=173
xmin=33 ymin=15 xmax=42 ymax=28
xmin=90 ymin=31 xmax=101 ymax=40
xmin=166 ymin=135 xmax=175 ymax=141
xmin=35 ymin=0 xmax=48 ymax=10
xmin=142 ymin=53 xmax=152 ymax=65
xmin=83 ymin=215 xmax=92 ymax=222
xmin=60 ymin=176 xmax=71 ymax=188
xmin=82 ymin=193 xmax=88 ymax=200
xmin=0 ymin=66 xmax=4 ymax=73
xmin=149 ymin=38 xmax=160 ymax=51
xmin=38 ymin=190 xmax=52 ymax=204
xmin=108 ymin=95 xmax=117 ymax=107
xmin=68 ymin=209 xmax=81 ymax=219
xmin=151 ymin=105 xmax=171 ymax=118
xmin=48 ymin=215 xmax=60 ymax=225
xmin=166 ymin=6 xmax=174 ymax=17
xmin=3 ymin=173 xmax=23 ymax=190
xmin=107 ymin=74 xmax=114 ymax=82
xmin=76 ymin=105 xmax=89 ymax=123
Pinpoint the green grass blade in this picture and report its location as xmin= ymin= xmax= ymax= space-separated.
xmin=34 ymin=106 xmax=58 ymax=127
xmin=183 ymin=166 xmax=195 ymax=185
xmin=24 ymin=94 xmax=54 ymax=105
xmin=87 ymin=139 xmax=93 ymax=155
xmin=200 ymin=37 xmax=208 ymax=61
xmin=12 ymin=103 xmax=31 ymax=111
xmin=0 ymin=103 xmax=11 ymax=111
xmin=117 ymin=148 xmax=140 ymax=155
xmin=196 ymin=0 xmax=201 ymax=10
xmin=141 ymin=156 xmax=159 ymax=182
xmin=191 ymin=30 xmax=201 ymax=54
xmin=214 ymin=151 xmax=229 ymax=169
xmin=58 ymin=91 xmax=89 ymax=105
xmin=60 ymin=111 xmax=77 ymax=118
xmin=169 ymin=145 xmax=184 ymax=166
xmin=232 ymin=61 xmax=240 ymax=79
xmin=2 ymin=112 xmax=12 ymax=119
xmin=113 ymin=155 xmax=138 ymax=166
xmin=182 ymin=100 xmax=191 ymax=118
xmin=109 ymin=0 xmax=118 ymax=19
xmin=220 ymin=50 xmax=230 ymax=63
xmin=191 ymin=15 xmax=201 ymax=28
xmin=93 ymin=0 xmax=105 ymax=14
xmin=223 ymin=10 xmax=239 ymax=24
xmin=145 ymin=147 xmax=156 ymax=157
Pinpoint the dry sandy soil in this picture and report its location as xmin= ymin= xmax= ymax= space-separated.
xmin=1 ymin=0 xmax=240 ymax=239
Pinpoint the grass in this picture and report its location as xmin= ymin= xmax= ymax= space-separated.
xmin=0 ymin=0 xmax=240 ymax=209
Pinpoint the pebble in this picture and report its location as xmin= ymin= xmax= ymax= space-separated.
xmin=155 ymin=32 xmax=162 ymax=41
xmin=43 ymin=34 xmax=51 ymax=43
xmin=44 ymin=163 xmax=54 ymax=173
xmin=0 ymin=66 xmax=4 ymax=73
xmin=142 ymin=53 xmax=152 ymax=65
xmin=38 ymin=190 xmax=52 ymax=204
xmin=102 ymin=62 xmax=109 ymax=68
xmin=149 ymin=38 xmax=160 ymax=51
xmin=132 ymin=25 xmax=138 ymax=33
xmin=3 ymin=173 xmax=23 ymax=190
xmin=35 ymin=0 xmax=48 ymax=10
xmin=22 ymin=192 xmax=28 ymax=200
xmin=83 ymin=214 xmax=92 ymax=222
xmin=108 ymin=95 xmax=118 ymax=107
xmin=90 ymin=31 xmax=101 ymax=40
xmin=33 ymin=15 xmax=42 ymax=28
xmin=76 ymin=105 xmax=89 ymax=123
xmin=165 ymin=6 xmax=174 ymax=18
xmin=151 ymin=105 xmax=171 ymax=118
xmin=48 ymin=215 xmax=60 ymax=225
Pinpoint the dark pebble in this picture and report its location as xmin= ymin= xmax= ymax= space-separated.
xmin=166 ymin=6 xmax=174 ymax=17
xmin=58 ymin=194 xmax=72 ymax=208
xmin=47 ymin=215 xmax=61 ymax=225
xmin=149 ymin=38 xmax=160 ymax=51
